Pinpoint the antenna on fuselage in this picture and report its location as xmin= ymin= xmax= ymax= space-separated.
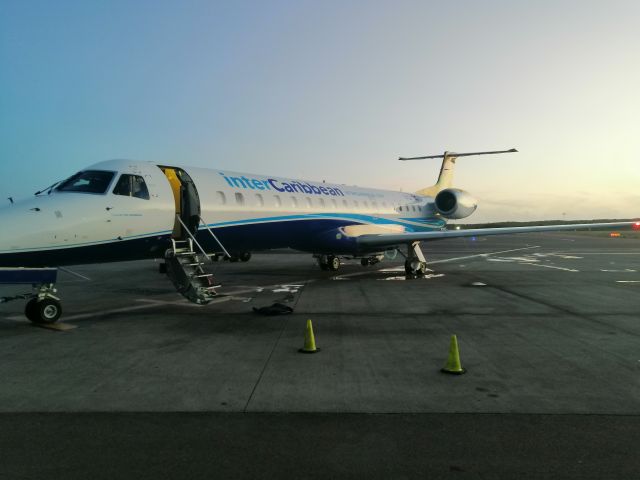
xmin=398 ymin=148 xmax=518 ymax=161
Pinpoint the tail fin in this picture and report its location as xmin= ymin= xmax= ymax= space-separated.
xmin=398 ymin=148 xmax=518 ymax=197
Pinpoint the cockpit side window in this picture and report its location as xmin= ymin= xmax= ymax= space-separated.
xmin=112 ymin=174 xmax=150 ymax=200
xmin=56 ymin=170 xmax=115 ymax=194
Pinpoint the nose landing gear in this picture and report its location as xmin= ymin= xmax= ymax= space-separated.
xmin=0 ymin=268 xmax=63 ymax=324
xmin=25 ymin=288 xmax=62 ymax=324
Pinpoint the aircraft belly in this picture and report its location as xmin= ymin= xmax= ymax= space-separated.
xmin=0 ymin=234 xmax=172 ymax=267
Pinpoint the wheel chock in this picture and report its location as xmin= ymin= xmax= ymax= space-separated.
xmin=441 ymin=334 xmax=466 ymax=375
xmin=299 ymin=319 xmax=319 ymax=353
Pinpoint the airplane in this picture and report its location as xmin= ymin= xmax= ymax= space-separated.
xmin=0 ymin=148 xmax=636 ymax=324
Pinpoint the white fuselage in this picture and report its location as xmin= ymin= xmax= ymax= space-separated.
xmin=0 ymin=159 xmax=446 ymax=267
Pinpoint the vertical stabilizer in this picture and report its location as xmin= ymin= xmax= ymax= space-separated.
xmin=398 ymin=148 xmax=518 ymax=197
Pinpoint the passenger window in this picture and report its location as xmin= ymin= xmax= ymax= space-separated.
xmin=363 ymin=201 xmax=369 ymax=210
xmin=353 ymin=200 xmax=359 ymax=209
xmin=216 ymin=191 xmax=226 ymax=205
xmin=274 ymin=195 xmax=282 ymax=207
xmin=318 ymin=198 xmax=326 ymax=208
xmin=372 ymin=201 xmax=378 ymax=212
xmin=412 ymin=205 xmax=416 ymax=212
xmin=235 ymin=192 xmax=245 ymax=205
xmin=291 ymin=197 xmax=299 ymax=208
xmin=331 ymin=199 xmax=338 ymax=209
xmin=256 ymin=193 xmax=264 ymax=207
xmin=306 ymin=197 xmax=312 ymax=208
xmin=112 ymin=174 xmax=150 ymax=200
xmin=342 ymin=199 xmax=349 ymax=209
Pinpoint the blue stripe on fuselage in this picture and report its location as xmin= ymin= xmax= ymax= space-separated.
xmin=0 ymin=213 xmax=446 ymax=265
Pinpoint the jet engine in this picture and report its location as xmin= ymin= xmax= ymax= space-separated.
xmin=434 ymin=188 xmax=477 ymax=219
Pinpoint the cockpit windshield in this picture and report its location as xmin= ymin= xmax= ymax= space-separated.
xmin=56 ymin=170 xmax=115 ymax=194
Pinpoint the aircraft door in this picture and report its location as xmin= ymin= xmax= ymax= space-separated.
xmin=159 ymin=166 xmax=201 ymax=239
xmin=179 ymin=173 xmax=201 ymax=235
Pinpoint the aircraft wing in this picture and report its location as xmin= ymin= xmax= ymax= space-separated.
xmin=355 ymin=221 xmax=637 ymax=248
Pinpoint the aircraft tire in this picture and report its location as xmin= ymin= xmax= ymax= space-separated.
xmin=26 ymin=298 xmax=62 ymax=324
xmin=327 ymin=255 xmax=341 ymax=271
xmin=317 ymin=255 xmax=329 ymax=271
xmin=240 ymin=252 xmax=251 ymax=262
xmin=25 ymin=298 xmax=38 ymax=322
xmin=404 ymin=260 xmax=427 ymax=277
xmin=361 ymin=258 xmax=369 ymax=267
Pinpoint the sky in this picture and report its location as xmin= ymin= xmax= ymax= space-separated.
xmin=1 ymin=0 xmax=639 ymax=222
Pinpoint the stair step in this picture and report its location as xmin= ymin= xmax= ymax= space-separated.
xmin=194 ymin=273 xmax=213 ymax=278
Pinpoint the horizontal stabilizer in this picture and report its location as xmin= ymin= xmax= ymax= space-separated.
xmin=399 ymin=148 xmax=517 ymax=161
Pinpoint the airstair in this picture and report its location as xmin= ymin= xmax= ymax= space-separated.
xmin=163 ymin=215 xmax=230 ymax=305
xmin=164 ymin=238 xmax=219 ymax=304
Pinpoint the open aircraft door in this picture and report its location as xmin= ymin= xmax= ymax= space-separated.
xmin=158 ymin=166 xmax=201 ymax=239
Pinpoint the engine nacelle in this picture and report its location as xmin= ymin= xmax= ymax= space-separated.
xmin=434 ymin=188 xmax=478 ymax=219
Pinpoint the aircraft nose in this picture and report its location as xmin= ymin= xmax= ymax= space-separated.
xmin=0 ymin=197 xmax=56 ymax=266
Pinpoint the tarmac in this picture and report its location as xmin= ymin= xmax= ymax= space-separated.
xmin=1 ymin=232 xmax=639 ymax=479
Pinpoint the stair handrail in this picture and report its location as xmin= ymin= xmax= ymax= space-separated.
xmin=175 ymin=215 xmax=214 ymax=263
xmin=198 ymin=216 xmax=232 ymax=259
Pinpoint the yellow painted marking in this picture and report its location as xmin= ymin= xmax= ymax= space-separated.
xmin=34 ymin=322 xmax=77 ymax=332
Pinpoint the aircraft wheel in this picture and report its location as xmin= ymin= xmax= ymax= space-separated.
xmin=361 ymin=258 xmax=369 ymax=267
xmin=25 ymin=298 xmax=62 ymax=324
xmin=405 ymin=259 xmax=427 ymax=277
xmin=317 ymin=255 xmax=329 ymax=271
xmin=240 ymin=251 xmax=252 ymax=262
xmin=25 ymin=298 xmax=38 ymax=322
xmin=327 ymin=255 xmax=341 ymax=271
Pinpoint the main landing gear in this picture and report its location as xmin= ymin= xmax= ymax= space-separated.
xmin=360 ymin=255 xmax=383 ymax=267
xmin=317 ymin=255 xmax=341 ymax=271
xmin=313 ymin=246 xmax=428 ymax=277
xmin=316 ymin=254 xmax=383 ymax=271
xmin=404 ymin=241 xmax=429 ymax=278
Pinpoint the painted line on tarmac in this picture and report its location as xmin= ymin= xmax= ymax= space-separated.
xmin=58 ymin=267 xmax=92 ymax=281
xmin=428 ymin=245 xmax=541 ymax=265
xmin=521 ymin=263 xmax=579 ymax=272
xmin=333 ymin=246 xmax=541 ymax=280
xmin=553 ymin=252 xmax=640 ymax=255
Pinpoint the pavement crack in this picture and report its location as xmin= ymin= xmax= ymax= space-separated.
xmin=243 ymin=315 xmax=290 ymax=413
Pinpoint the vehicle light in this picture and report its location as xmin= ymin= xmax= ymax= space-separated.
xmin=632 ymin=222 xmax=640 ymax=231
xmin=610 ymin=232 xmax=621 ymax=237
